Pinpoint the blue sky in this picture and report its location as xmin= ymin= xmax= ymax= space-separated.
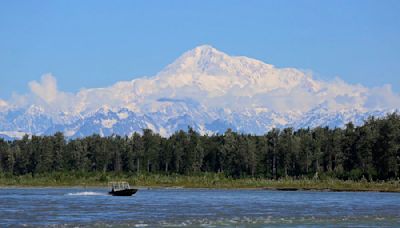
xmin=0 ymin=0 xmax=399 ymax=99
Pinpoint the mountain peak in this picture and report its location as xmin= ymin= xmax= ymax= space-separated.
xmin=1 ymin=45 xmax=396 ymax=139
xmin=194 ymin=44 xmax=216 ymax=50
xmin=189 ymin=44 xmax=223 ymax=56
xmin=177 ymin=44 xmax=227 ymax=64
xmin=159 ymin=45 xmax=269 ymax=76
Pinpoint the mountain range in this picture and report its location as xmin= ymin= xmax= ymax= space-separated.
xmin=0 ymin=45 xmax=398 ymax=139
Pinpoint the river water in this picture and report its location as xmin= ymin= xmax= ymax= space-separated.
xmin=0 ymin=188 xmax=399 ymax=227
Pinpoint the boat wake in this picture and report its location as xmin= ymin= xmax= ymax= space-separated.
xmin=66 ymin=191 xmax=106 ymax=196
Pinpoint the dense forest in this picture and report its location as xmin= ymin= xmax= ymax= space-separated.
xmin=0 ymin=113 xmax=399 ymax=181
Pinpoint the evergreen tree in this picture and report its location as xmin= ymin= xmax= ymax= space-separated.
xmin=3 ymin=145 xmax=15 ymax=173
xmin=265 ymin=128 xmax=280 ymax=179
xmin=52 ymin=132 xmax=65 ymax=171
xmin=142 ymin=129 xmax=161 ymax=172
xmin=183 ymin=127 xmax=204 ymax=173
xmin=130 ymin=132 xmax=144 ymax=173
xmin=1 ymin=113 xmax=400 ymax=181
xmin=342 ymin=122 xmax=359 ymax=176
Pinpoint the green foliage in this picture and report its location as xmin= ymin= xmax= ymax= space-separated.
xmin=0 ymin=172 xmax=398 ymax=192
xmin=0 ymin=113 xmax=400 ymax=183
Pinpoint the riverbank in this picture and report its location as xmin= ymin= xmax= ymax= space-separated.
xmin=0 ymin=172 xmax=399 ymax=192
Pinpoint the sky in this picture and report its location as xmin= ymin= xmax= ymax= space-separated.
xmin=0 ymin=0 xmax=399 ymax=100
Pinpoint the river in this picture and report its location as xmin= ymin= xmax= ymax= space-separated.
xmin=0 ymin=188 xmax=399 ymax=227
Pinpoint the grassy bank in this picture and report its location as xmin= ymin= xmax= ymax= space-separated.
xmin=0 ymin=172 xmax=399 ymax=192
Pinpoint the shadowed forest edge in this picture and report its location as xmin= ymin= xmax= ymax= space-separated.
xmin=1 ymin=113 xmax=400 ymax=190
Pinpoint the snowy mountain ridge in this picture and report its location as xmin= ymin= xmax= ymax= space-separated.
xmin=0 ymin=45 xmax=399 ymax=138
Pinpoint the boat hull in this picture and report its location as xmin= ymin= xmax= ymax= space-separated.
xmin=108 ymin=189 xmax=138 ymax=196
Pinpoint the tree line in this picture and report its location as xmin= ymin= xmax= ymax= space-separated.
xmin=0 ymin=113 xmax=399 ymax=181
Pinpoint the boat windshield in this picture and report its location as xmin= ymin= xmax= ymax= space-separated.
xmin=109 ymin=182 xmax=130 ymax=191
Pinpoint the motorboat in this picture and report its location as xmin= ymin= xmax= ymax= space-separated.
xmin=108 ymin=181 xmax=138 ymax=196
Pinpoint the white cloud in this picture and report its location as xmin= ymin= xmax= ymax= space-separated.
xmin=0 ymin=99 xmax=7 ymax=111
xmin=0 ymin=74 xmax=80 ymax=120
xmin=28 ymin=74 xmax=59 ymax=103
xmin=0 ymin=99 xmax=7 ymax=107
xmin=364 ymin=84 xmax=400 ymax=110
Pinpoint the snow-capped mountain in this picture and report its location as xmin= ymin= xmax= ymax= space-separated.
xmin=0 ymin=45 xmax=398 ymax=139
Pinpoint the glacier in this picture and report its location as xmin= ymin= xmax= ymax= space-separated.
xmin=0 ymin=45 xmax=398 ymax=139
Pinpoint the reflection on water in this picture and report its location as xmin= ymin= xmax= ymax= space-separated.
xmin=0 ymin=188 xmax=399 ymax=227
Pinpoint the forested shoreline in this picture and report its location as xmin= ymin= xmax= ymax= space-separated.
xmin=0 ymin=113 xmax=399 ymax=182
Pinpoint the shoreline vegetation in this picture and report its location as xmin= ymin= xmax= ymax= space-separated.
xmin=0 ymin=172 xmax=399 ymax=192
xmin=1 ymin=114 xmax=400 ymax=194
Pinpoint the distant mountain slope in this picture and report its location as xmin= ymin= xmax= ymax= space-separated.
xmin=0 ymin=45 xmax=398 ymax=139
